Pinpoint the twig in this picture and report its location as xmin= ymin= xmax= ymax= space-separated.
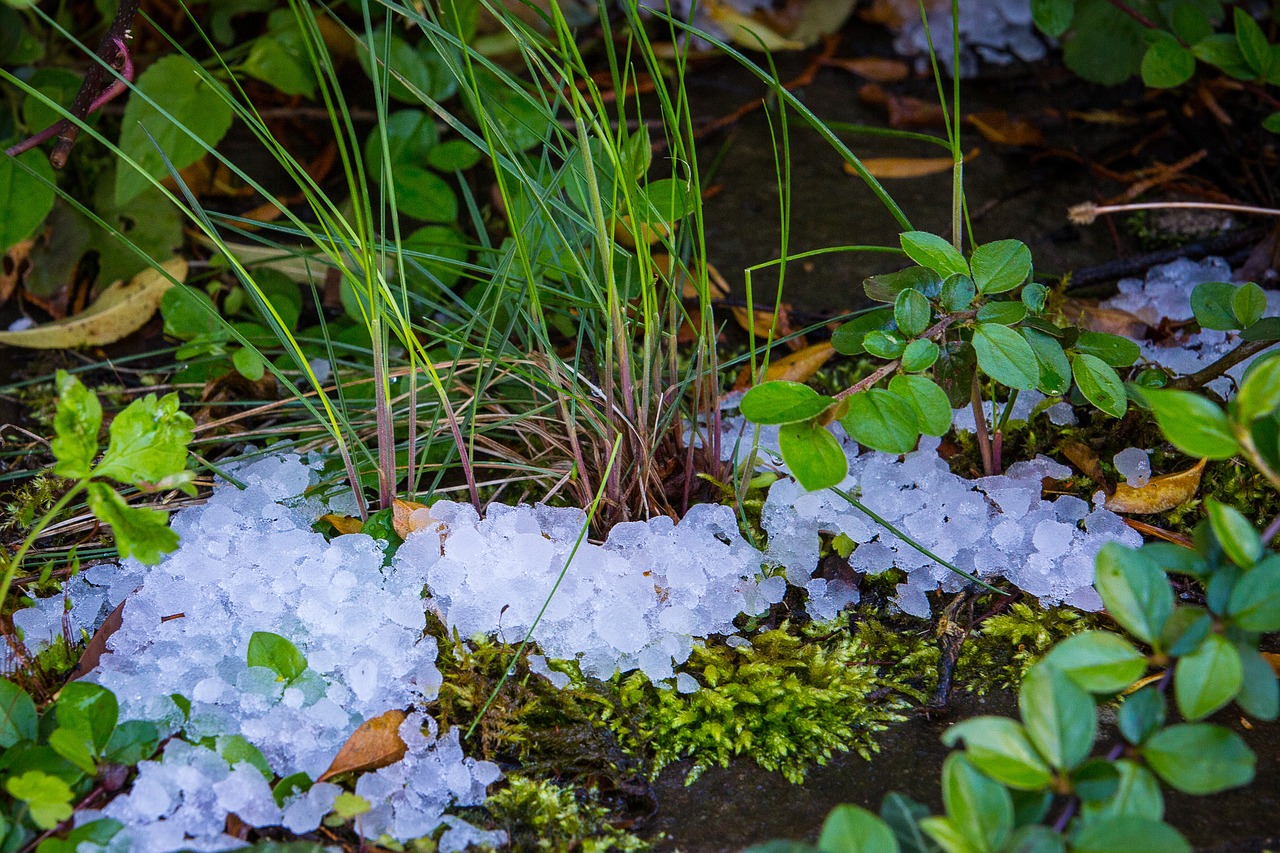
xmin=833 ymin=310 xmax=975 ymax=401
xmin=1165 ymin=338 xmax=1277 ymax=390
xmin=1070 ymin=200 xmax=1280 ymax=226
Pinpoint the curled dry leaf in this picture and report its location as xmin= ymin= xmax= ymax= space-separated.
xmin=730 ymin=304 xmax=805 ymax=350
xmin=0 ymin=258 xmax=185 ymax=349
xmin=965 ymin=111 xmax=1044 ymax=147
xmin=1123 ymin=518 xmax=1195 ymax=548
xmin=823 ymin=56 xmax=910 ymax=82
xmin=1106 ymin=458 xmax=1207 ymax=514
xmin=319 ymin=514 xmax=364 ymax=536
xmin=71 ymin=599 xmax=127 ymax=680
xmin=1263 ymin=652 xmax=1280 ymax=678
xmin=319 ymin=709 xmax=408 ymax=782
xmin=1061 ymin=440 xmax=1111 ymax=494
xmin=1059 ymin=298 xmax=1149 ymax=340
xmin=1 ymin=239 xmax=34 ymax=306
xmin=852 ymin=148 xmax=978 ymax=179
xmin=392 ymin=498 xmax=442 ymax=539
xmin=734 ymin=341 xmax=836 ymax=390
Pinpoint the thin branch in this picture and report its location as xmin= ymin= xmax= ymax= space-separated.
xmin=1166 ymin=339 xmax=1277 ymax=391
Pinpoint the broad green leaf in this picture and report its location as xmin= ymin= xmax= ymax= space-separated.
xmin=1081 ymin=760 xmax=1163 ymax=823
xmin=51 ymin=371 xmax=101 ymax=480
xmin=1236 ymin=352 xmax=1280 ymax=423
xmin=942 ymin=716 xmax=1053 ymax=790
xmin=1073 ymin=332 xmax=1140 ymax=367
xmin=1235 ymin=643 xmax=1280 ymax=720
xmin=1227 ymin=555 xmax=1280 ymax=631
xmin=970 ymin=239 xmax=1031 ymax=295
xmin=85 ymin=482 xmax=179 ymax=564
xmin=900 ymin=232 xmax=968 ymax=279
xmin=1041 ymin=631 xmax=1146 ymax=694
xmin=638 ymin=178 xmax=694 ymax=225
xmin=93 ymin=392 xmax=195 ymax=486
xmin=359 ymin=28 xmax=456 ymax=104
xmin=232 ymin=346 xmax=266 ymax=382
xmin=162 ymin=286 xmax=222 ymax=341
xmin=917 ymin=817 xmax=973 ymax=853
xmin=468 ymin=71 xmax=555 ymax=152
xmin=1264 ymin=111 xmax=1280 ymax=133
xmin=1118 ymin=688 xmax=1165 ymax=747
xmin=5 ymin=770 xmax=74 ymax=829
xmin=900 ymin=339 xmax=939 ymax=373
xmin=216 ymin=733 xmax=274 ymax=780
xmin=242 ymin=15 xmax=316 ymax=98
xmin=1141 ymin=34 xmax=1196 ymax=88
xmin=1142 ymin=723 xmax=1255 ymax=794
xmin=740 ymin=381 xmax=835 ymax=425
xmin=103 ymin=720 xmax=160 ymax=765
xmin=864 ymin=330 xmax=907 ymax=360
xmin=939 ymin=274 xmax=975 ymax=312
xmin=894 ymin=289 xmax=932 ymax=339
xmin=1194 ymin=33 xmax=1255 ymax=79
xmin=888 ymin=375 xmax=952 ymax=437
xmin=1234 ymin=7 xmax=1272 ymax=75
xmin=1071 ymin=354 xmax=1127 ymax=418
xmin=972 ymin=324 xmax=1038 ymax=390
xmin=1071 ymin=816 xmax=1189 ymax=853
xmin=1032 ymin=0 xmax=1073 ymax=38
xmin=1071 ymin=759 xmax=1120 ymax=803
xmin=364 ymin=109 xmax=440 ymax=184
xmin=0 ymin=679 xmax=37 ymax=747
xmin=392 ymin=166 xmax=457 ymax=223
xmin=1141 ymin=389 xmax=1239 ymax=459
xmin=1020 ymin=328 xmax=1070 ymax=396
xmin=21 ymin=67 xmax=83 ymax=137
xmin=115 ymin=55 xmax=234 ymax=206
xmin=865 ymin=267 xmax=942 ymax=304
xmin=247 ymin=631 xmax=308 ymax=683
xmin=48 ymin=727 xmax=96 ymax=774
xmin=1093 ymin=543 xmax=1174 ymax=647
xmin=1063 ymin=1 xmax=1146 ymax=85
xmin=1004 ymin=825 xmax=1063 ymax=853
xmin=1232 ymin=282 xmax=1267 ymax=328
xmin=818 ymin=804 xmax=901 ymax=853
xmin=427 ymin=139 xmax=484 ymax=172
xmin=939 ymin=754 xmax=1013 ymax=852
xmin=880 ymin=793 xmax=939 ymax=853
xmin=1160 ymin=606 xmax=1212 ymax=657
xmin=779 ymin=421 xmax=848 ymax=492
xmin=1206 ymin=498 xmax=1262 ymax=567
xmin=1021 ymin=282 xmax=1048 ymax=314
xmin=1019 ymin=663 xmax=1097 ymax=771
xmin=1170 ymin=4 xmax=1213 ymax=44
xmin=744 ymin=844 xmax=821 ymax=853
xmin=840 ymin=389 xmax=920 ymax=454
xmin=0 ymin=147 xmax=55 ymax=251
xmin=1190 ymin=281 xmax=1241 ymax=330
xmin=832 ymin=308 xmax=894 ymax=356
xmin=273 ymin=771 xmax=314 ymax=807
xmin=935 ymin=341 xmax=978 ymax=408
xmin=402 ymin=225 xmax=469 ymax=292
xmin=975 ymin=302 xmax=1026 ymax=326
xmin=55 ymin=681 xmax=118 ymax=752
xmin=1174 ymin=634 xmax=1242 ymax=720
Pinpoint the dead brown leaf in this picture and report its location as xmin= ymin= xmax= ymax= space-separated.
xmin=966 ymin=110 xmax=1044 ymax=147
xmin=318 ymin=514 xmax=364 ymax=535
xmin=853 ymin=148 xmax=978 ymax=179
xmin=860 ymin=0 xmax=946 ymax=27
xmin=824 ymin=56 xmax=909 ymax=82
xmin=1 ymin=240 xmax=33 ymax=307
xmin=730 ymin=304 xmax=805 ymax=350
xmin=1263 ymin=652 xmax=1280 ymax=678
xmin=735 ymin=341 xmax=836 ymax=389
xmin=1061 ymin=440 xmax=1111 ymax=494
xmin=392 ymin=498 xmax=443 ymax=539
xmin=71 ymin=599 xmax=127 ymax=680
xmin=319 ymin=709 xmax=408 ymax=782
xmin=886 ymin=94 xmax=947 ymax=129
xmin=1123 ymin=519 xmax=1195 ymax=548
xmin=1106 ymin=459 xmax=1206 ymax=514
xmin=1059 ymin=298 xmax=1149 ymax=340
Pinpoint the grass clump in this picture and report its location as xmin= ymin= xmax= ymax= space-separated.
xmin=486 ymin=776 xmax=648 ymax=853
xmin=612 ymin=626 xmax=909 ymax=785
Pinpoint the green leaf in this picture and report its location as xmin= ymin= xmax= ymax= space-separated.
xmin=402 ymin=225 xmax=469 ymax=292
xmin=1081 ymin=760 xmax=1163 ymax=822
xmin=273 ymin=771 xmax=314 ymax=807
xmin=359 ymin=28 xmax=455 ymax=104
xmin=972 ymin=323 xmax=1038 ymax=390
xmin=900 ymin=339 xmax=939 ymax=373
xmin=1160 ymin=606 xmax=1212 ymax=657
xmin=970 ymin=239 xmax=1031 ymax=295
xmin=364 ymin=109 xmax=439 ymax=184
xmin=740 ymin=381 xmax=835 ymax=425
xmin=1032 ymin=0 xmax=1073 ymax=37
xmin=1019 ymin=663 xmax=1097 ymax=771
xmin=975 ymin=302 xmax=1027 ymax=326
xmin=779 ymin=422 xmax=848 ymax=492
xmin=162 ymin=286 xmax=221 ymax=341
xmin=1231 ymin=282 xmax=1267 ymax=329
xmin=1021 ymin=282 xmax=1049 ymax=314
xmin=216 ymin=733 xmax=274 ymax=779
xmin=51 ymin=371 xmax=102 ymax=480
xmin=1141 ymin=389 xmax=1239 ymax=459
xmin=232 ymin=347 xmax=266 ymax=382
xmin=468 ymin=71 xmax=554 ymax=152
xmin=93 ymin=392 xmax=194 ymax=486
xmin=942 ymin=716 xmax=1053 ymax=790
xmin=1041 ymin=631 xmax=1147 ymax=695
xmin=1063 ymin=1 xmax=1146 ymax=84
xmin=1234 ymin=7 xmax=1271 ymax=76
xmin=0 ymin=679 xmax=37 ymax=747
xmin=1171 ymin=4 xmax=1213 ymax=44
xmin=1118 ymin=687 xmax=1165 ymax=746
xmin=427 ymin=139 xmax=484 ymax=172
xmin=864 ymin=330 xmax=907 ymax=360
xmin=1142 ymin=723 xmax=1255 ymax=794
xmin=242 ymin=15 xmax=316 ymax=98
xmin=818 ymin=804 xmax=901 ymax=853
xmin=939 ymin=274 xmax=975 ymax=312
xmin=1071 ymin=759 xmax=1120 ymax=803
xmin=1241 ymin=316 xmax=1280 ymax=341
xmin=865 ymin=267 xmax=942 ymax=304
xmin=1264 ymin=111 xmax=1280 ymax=133
xmin=247 ymin=631 xmax=308 ymax=683
xmin=900 ymin=232 xmax=968 ymax=279
xmin=1005 ymin=825 xmax=1064 ymax=853
xmin=1193 ymin=33 xmax=1255 ymax=78
xmin=1235 ymin=643 xmax=1280 ymax=721
xmin=0 ymin=147 xmax=56 ymax=251
xmin=1227 ymin=555 xmax=1280 ymax=631
xmin=939 ymin=753 xmax=1013 ymax=852
xmin=832 ymin=308 xmax=894 ymax=356
xmin=1071 ymin=816 xmax=1189 ymax=853
xmin=1235 ymin=352 xmax=1280 ymax=423
xmin=47 ymin=727 xmax=96 ymax=775
xmin=1020 ymin=328 xmax=1070 ymax=396
xmin=1141 ymin=33 xmax=1196 ymax=88
xmin=1073 ymin=332 xmax=1140 ymax=367
xmin=888 ymin=375 xmax=952 ymax=437
xmin=1206 ymin=498 xmax=1262 ymax=567
xmin=1190 ymin=281 xmax=1241 ymax=331
xmin=840 ymin=389 xmax=920 ymax=454
xmin=103 ymin=720 xmax=160 ymax=765
xmin=85 ymin=482 xmax=178 ymax=564
xmin=1093 ymin=543 xmax=1174 ymax=648
xmin=1174 ymin=633 xmax=1242 ymax=720
xmin=880 ymin=793 xmax=940 ymax=853
xmin=5 ymin=771 xmax=74 ymax=830
xmin=55 ymin=681 xmax=118 ymax=752
xmin=638 ymin=178 xmax=694 ymax=225
xmin=115 ymin=55 xmax=234 ymax=206
xmin=917 ymin=817 xmax=974 ymax=853
xmin=894 ymin=290 xmax=932 ymax=339
xmin=391 ymin=166 xmax=457 ymax=223
xmin=1071 ymin=354 xmax=1127 ymax=418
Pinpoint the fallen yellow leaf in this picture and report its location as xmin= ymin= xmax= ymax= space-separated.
xmin=707 ymin=2 xmax=803 ymax=50
xmin=734 ymin=341 xmax=836 ymax=390
xmin=966 ymin=110 xmax=1044 ymax=147
xmin=850 ymin=148 xmax=979 ymax=179
xmin=392 ymin=498 xmax=440 ymax=539
xmin=319 ymin=709 xmax=409 ymax=782
xmin=318 ymin=514 xmax=364 ymax=535
xmin=0 ymin=258 xmax=185 ymax=349
xmin=1061 ymin=440 xmax=1110 ymax=493
xmin=1106 ymin=459 xmax=1207 ymax=515
xmin=1262 ymin=652 xmax=1280 ymax=678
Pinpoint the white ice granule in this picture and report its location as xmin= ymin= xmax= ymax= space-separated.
xmin=892 ymin=0 xmax=1045 ymax=77
xmin=1114 ymin=448 xmax=1152 ymax=488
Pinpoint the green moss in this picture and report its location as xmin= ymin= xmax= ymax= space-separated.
xmin=486 ymin=777 xmax=648 ymax=853
xmin=611 ymin=626 xmax=909 ymax=785
xmin=957 ymin=600 xmax=1091 ymax=693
